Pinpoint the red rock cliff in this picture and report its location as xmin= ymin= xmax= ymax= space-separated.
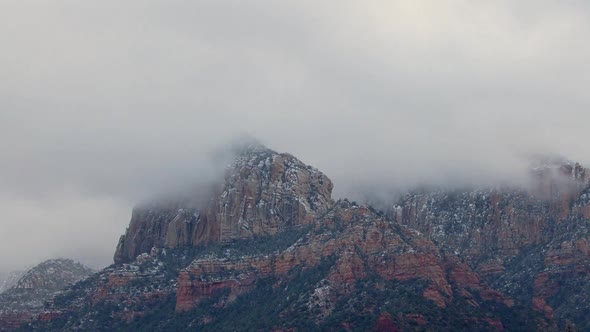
xmin=114 ymin=144 xmax=334 ymax=264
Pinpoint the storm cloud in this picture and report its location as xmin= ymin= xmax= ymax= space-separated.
xmin=1 ymin=0 xmax=589 ymax=272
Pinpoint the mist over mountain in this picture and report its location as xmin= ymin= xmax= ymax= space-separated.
xmin=1 ymin=0 xmax=590 ymax=281
xmin=2 ymin=142 xmax=588 ymax=331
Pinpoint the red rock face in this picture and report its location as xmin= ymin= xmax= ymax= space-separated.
xmin=37 ymin=312 xmax=62 ymax=322
xmin=475 ymin=259 xmax=505 ymax=277
xmin=529 ymin=238 xmax=590 ymax=320
xmin=175 ymin=202 xmax=513 ymax=316
xmin=115 ymin=146 xmax=334 ymax=264
xmin=391 ymin=161 xmax=590 ymax=328
xmin=484 ymin=318 xmax=504 ymax=331
xmin=374 ymin=313 xmax=401 ymax=332
xmin=532 ymin=272 xmax=557 ymax=320
xmin=86 ymin=261 xmax=175 ymax=321
xmin=175 ymin=257 xmax=271 ymax=311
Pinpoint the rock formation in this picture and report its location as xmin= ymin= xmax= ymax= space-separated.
xmin=10 ymin=146 xmax=590 ymax=331
xmin=390 ymin=158 xmax=590 ymax=330
xmin=175 ymin=201 xmax=518 ymax=316
xmin=114 ymin=144 xmax=333 ymax=264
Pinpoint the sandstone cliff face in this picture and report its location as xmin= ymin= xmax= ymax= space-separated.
xmin=392 ymin=161 xmax=590 ymax=265
xmin=390 ymin=160 xmax=590 ymax=329
xmin=114 ymin=145 xmax=333 ymax=264
xmin=174 ymin=200 xmax=521 ymax=328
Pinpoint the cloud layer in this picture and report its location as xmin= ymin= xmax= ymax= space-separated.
xmin=1 ymin=0 xmax=589 ymax=272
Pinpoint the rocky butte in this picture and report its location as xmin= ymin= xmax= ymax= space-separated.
xmin=6 ymin=144 xmax=590 ymax=331
xmin=114 ymin=144 xmax=333 ymax=264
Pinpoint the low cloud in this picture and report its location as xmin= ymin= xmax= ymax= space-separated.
xmin=1 ymin=0 xmax=589 ymax=272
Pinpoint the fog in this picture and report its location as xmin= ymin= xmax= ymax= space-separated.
xmin=1 ymin=0 xmax=589 ymax=273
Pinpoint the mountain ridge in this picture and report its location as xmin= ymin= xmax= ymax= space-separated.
xmin=5 ymin=145 xmax=590 ymax=331
xmin=0 ymin=259 xmax=93 ymax=332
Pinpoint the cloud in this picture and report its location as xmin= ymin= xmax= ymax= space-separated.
xmin=1 ymin=0 xmax=589 ymax=272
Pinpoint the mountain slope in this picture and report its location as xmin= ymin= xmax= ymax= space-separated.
xmin=0 ymin=259 xmax=93 ymax=331
xmin=23 ymin=201 xmax=548 ymax=331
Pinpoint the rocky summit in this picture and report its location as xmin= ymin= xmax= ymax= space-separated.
xmin=114 ymin=144 xmax=333 ymax=264
xmin=6 ymin=145 xmax=590 ymax=331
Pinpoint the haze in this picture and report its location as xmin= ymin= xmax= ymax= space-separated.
xmin=1 ymin=0 xmax=589 ymax=273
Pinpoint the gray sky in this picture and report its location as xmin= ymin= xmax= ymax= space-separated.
xmin=1 ymin=0 xmax=589 ymax=273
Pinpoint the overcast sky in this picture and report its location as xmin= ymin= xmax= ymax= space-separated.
xmin=1 ymin=0 xmax=589 ymax=273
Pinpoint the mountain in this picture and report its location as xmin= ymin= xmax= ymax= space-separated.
xmin=7 ymin=145 xmax=590 ymax=331
xmin=0 ymin=259 xmax=94 ymax=331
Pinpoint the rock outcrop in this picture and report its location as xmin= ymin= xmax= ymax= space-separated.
xmin=114 ymin=144 xmax=334 ymax=264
